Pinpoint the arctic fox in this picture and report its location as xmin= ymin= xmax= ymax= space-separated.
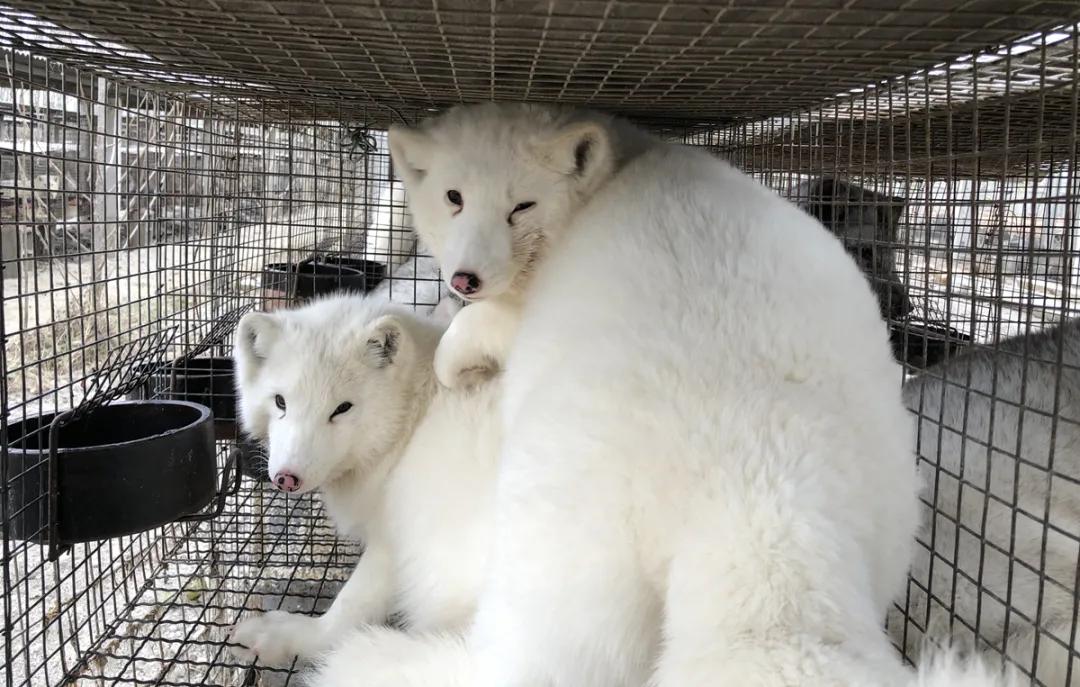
xmin=894 ymin=319 xmax=1080 ymax=685
xmin=310 ymin=104 xmax=1017 ymax=686
xmin=388 ymin=106 xmax=654 ymax=387
xmin=228 ymin=294 xmax=500 ymax=666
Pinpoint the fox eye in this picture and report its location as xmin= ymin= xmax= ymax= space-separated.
xmin=446 ymin=190 xmax=463 ymax=207
xmin=274 ymin=394 xmax=286 ymax=411
xmin=508 ymin=201 xmax=536 ymax=224
xmin=330 ymin=401 xmax=353 ymax=420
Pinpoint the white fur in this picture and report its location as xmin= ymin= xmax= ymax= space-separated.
xmin=230 ymin=294 xmax=501 ymax=666
xmin=389 ymin=105 xmax=653 ymax=387
xmin=310 ymin=104 xmax=1014 ymax=686
xmin=893 ymin=319 xmax=1080 ymax=685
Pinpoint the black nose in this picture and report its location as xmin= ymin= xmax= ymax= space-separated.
xmin=451 ymin=271 xmax=483 ymax=296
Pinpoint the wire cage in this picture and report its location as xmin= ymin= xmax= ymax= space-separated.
xmin=2 ymin=1 xmax=1080 ymax=685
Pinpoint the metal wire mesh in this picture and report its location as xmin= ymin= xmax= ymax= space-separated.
xmin=1 ymin=37 xmax=426 ymax=687
xmin=4 ymin=1 xmax=1080 ymax=130
xmin=1 ymin=3 xmax=1079 ymax=687
xmin=708 ymin=23 xmax=1080 ymax=684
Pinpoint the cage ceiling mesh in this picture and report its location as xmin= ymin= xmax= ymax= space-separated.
xmin=3 ymin=0 xmax=1080 ymax=128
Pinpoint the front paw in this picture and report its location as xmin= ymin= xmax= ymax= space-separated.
xmin=309 ymin=626 xmax=472 ymax=687
xmin=434 ymin=336 xmax=498 ymax=389
xmin=229 ymin=610 xmax=324 ymax=667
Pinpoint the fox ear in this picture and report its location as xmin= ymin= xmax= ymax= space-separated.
xmin=364 ymin=315 xmax=405 ymax=368
xmin=528 ymin=120 xmax=615 ymax=191
xmin=389 ymin=125 xmax=433 ymax=184
xmin=234 ymin=312 xmax=282 ymax=381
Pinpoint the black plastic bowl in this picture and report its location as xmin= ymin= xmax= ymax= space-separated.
xmin=261 ymin=261 xmax=375 ymax=301
xmin=4 ymin=401 xmax=216 ymax=545
xmin=890 ymin=322 xmax=972 ymax=370
xmin=128 ymin=357 xmax=237 ymax=437
xmin=319 ymin=255 xmax=387 ymax=289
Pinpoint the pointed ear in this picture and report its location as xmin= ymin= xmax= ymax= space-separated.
xmin=528 ymin=120 xmax=615 ymax=189
xmin=389 ymin=125 xmax=432 ymax=184
xmin=364 ymin=315 xmax=404 ymax=368
xmin=234 ymin=312 xmax=282 ymax=380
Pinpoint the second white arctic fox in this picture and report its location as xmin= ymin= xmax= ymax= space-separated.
xmin=229 ymin=294 xmax=500 ymax=665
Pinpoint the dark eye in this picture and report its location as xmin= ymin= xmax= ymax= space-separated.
xmin=330 ymin=402 xmax=353 ymax=419
xmin=274 ymin=394 xmax=286 ymax=411
xmin=446 ymin=190 xmax=463 ymax=207
xmin=508 ymin=201 xmax=536 ymax=223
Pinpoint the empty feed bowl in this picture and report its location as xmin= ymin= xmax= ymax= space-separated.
xmin=260 ymin=260 xmax=378 ymax=308
xmin=4 ymin=401 xmax=216 ymax=545
xmin=319 ymin=254 xmax=387 ymax=289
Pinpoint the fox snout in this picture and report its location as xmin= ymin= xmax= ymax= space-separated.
xmin=450 ymin=271 xmax=483 ymax=297
xmin=272 ymin=470 xmax=302 ymax=492
xmin=267 ymin=432 xmax=322 ymax=495
xmin=442 ymin=223 xmax=516 ymax=300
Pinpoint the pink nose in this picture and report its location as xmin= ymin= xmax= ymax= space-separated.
xmin=273 ymin=471 xmax=301 ymax=492
xmin=450 ymin=271 xmax=482 ymax=296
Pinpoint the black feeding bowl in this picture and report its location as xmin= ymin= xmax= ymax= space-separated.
xmin=261 ymin=258 xmax=385 ymax=306
xmin=128 ymin=357 xmax=237 ymax=438
xmin=320 ymin=254 xmax=387 ymax=285
xmin=890 ymin=322 xmax=972 ymax=370
xmin=5 ymin=401 xmax=216 ymax=545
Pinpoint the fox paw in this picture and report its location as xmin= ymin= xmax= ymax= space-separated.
xmin=229 ymin=611 xmax=324 ymax=667
xmin=434 ymin=331 xmax=499 ymax=389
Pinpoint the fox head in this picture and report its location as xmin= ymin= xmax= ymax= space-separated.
xmin=388 ymin=103 xmax=625 ymax=302
xmin=233 ymin=297 xmax=440 ymax=494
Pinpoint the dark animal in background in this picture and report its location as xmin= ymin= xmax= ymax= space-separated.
xmin=796 ymin=177 xmax=913 ymax=323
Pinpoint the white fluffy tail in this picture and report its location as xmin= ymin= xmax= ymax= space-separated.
xmin=307 ymin=627 xmax=473 ymax=687
xmin=912 ymin=648 xmax=1022 ymax=687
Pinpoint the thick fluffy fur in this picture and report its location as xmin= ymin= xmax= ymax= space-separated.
xmin=230 ymin=294 xmax=501 ymax=665
xmin=309 ymin=103 xmax=1003 ymax=686
xmin=389 ymin=104 xmax=654 ymax=387
xmin=893 ymin=319 xmax=1080 ymax=685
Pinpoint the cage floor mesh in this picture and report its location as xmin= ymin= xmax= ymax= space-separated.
xmin=4 ymin=461 xmax=357 ymax=687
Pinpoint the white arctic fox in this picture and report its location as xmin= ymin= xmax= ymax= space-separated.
xmin=228 ymin=294 xmax=500 ymax=666
xmin=894 ymin=319 xmax=1080 ymax=685
xmin=309 ymin=103 xmax=1019 ymax=686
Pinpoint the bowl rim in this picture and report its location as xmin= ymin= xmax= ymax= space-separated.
xmin=262 ymin=261 xmax=365 ymax=275
xmin=149 ymin=357 xmax=236 ymax=375
xmin=5 ymin=400 xmax=213 ymax=456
